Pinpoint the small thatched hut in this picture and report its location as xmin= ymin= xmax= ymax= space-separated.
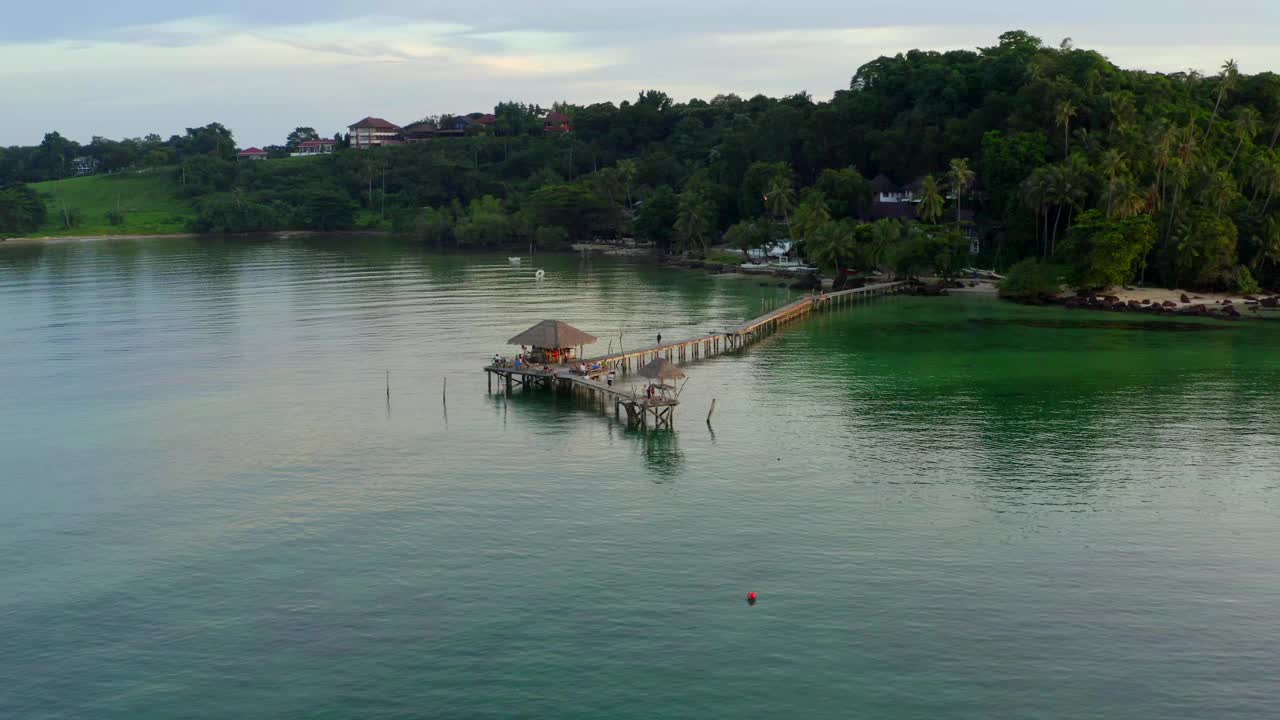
xmin=637 ymin=357 xmax=686 ymax=399
xmin=637 ymin=357 xmax=687 ymax=382
xmin=508 ymin=320 xmax=598 ymax=363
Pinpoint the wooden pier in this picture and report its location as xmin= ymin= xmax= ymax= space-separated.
xmin=485 ymin=365 xmax=680 ymax=428
xmin=581 ymin=281 xmax=909 ymax=371
xmin=485 ymin=280 xmax=908 ymax=428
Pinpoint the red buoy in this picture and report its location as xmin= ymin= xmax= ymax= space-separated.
xmin=746 ymin=591 xmax=758 ymax=605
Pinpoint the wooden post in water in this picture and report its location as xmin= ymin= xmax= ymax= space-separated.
xmin=707 ymin=398 xmax=716 ymax=426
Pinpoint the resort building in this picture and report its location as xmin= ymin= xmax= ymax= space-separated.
xmin=402 ymin=121 xmax=438 ymax=143
xmin=866 ymin=174 xmax=923 ymax=221
xmin=236 ymin=147 xmax=268 ymax=161
xmin=348 ymin=117 xmax=403 ymax=149
xmin=544 ymin=112 xmax=572 ymax=135
xmin=292 ymin=139 xmax=336 ymax=156
xmin=70 ymin=156 xmax=99 ymax=176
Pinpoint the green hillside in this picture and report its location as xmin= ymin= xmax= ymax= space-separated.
xmin=27 ymin=170 xmax=194 ymax=236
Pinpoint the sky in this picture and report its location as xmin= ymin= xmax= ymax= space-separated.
xmin=3 ymin=2 xmax=1280 ymax=147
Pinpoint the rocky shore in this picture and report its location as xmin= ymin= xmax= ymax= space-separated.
xmin=1021 ymin=290 xmax=1280 ymax=320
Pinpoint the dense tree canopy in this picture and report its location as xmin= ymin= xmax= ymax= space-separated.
xmin=7 ymin=31 xmax=1280 ymax=289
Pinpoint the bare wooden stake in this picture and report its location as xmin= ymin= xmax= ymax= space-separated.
xmin=707 ymin=398 xmax=717 ymax=425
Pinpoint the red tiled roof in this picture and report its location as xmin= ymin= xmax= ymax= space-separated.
xmin=477 ymin=114 xmax=497 ymax=124
xmin=349 ymin=116 xmax=401 ymax=130
xmin=237 ymin=147 xmax=267 ymax=155
xmin=545 ymin=112 xmax=570 ymax=123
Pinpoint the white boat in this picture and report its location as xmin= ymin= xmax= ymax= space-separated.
xmin=508 ymin=257 xmax=522 ymax=264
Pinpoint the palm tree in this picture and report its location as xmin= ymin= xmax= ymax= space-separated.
xmin=1056 ymin=100 xmax=1078 ymax=155
xmin=1047 ymin=164 xmax=1086 ymax=255
xmin=805 ymin=222 xmax=854 ymax=274
xmin=1152 ymin=123 xmax=1176 ymax=209
xmin=1256 ymin=158 xmax=1280 ymax=214
xmin=1107 ymin=92 xmax=1137 ymax=139
xmin=1252 ymin=218 xmax=1280 ymax=273
xmin=1102 ymin=176 xmax=1146 ymax=219
xmin=617 ymin=159 xmax=638 ymax=208
xmin=1229 ymin=106 xmax=1262 ymax=169
xmin=917 ymin=175 xmax=945 ymax=224
xmin=1163 ymin=156 xmax=1191 ymax=244
xmin=764 ymin=177 xmax=796 ymax=223
xmin=947 ymin=158 xmax=976 ymax=223
xmin=1100 ymin=149 xmax=1126 ymax=182
xmin=790 ymin=192 xmax=831 ymax=242
xmin=866 ymin=220 xmax=902 ymax=274
xmin=1205 ymin=170 xmax=1238 ymax=218
xmin=1206 ymin=58 xmax=1239 ymax=142
xmin=675 ymin=192 xmax=713 ymax=254
xmin=1022 ymin=168 xmax=1051 ymax=257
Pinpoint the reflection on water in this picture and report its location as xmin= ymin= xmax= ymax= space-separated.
xmin=2 ymin=236 xmax=1280 ymax=719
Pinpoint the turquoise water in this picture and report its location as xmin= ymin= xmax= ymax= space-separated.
xmin=2 ymin=237 xmax=1279 ymax=719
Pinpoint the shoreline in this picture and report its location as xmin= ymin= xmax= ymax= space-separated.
xmin=0 ymin=232 xmax=199 ymax=247
xmin=1019 ymin=286 xmax=1280 ymax=320
xmin=0 ymin=229 xmax=394 ymax=247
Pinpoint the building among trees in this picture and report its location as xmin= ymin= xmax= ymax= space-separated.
xmin=348 ymin=117 xmax=403 ymax=149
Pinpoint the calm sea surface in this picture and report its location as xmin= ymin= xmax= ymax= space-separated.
xmin=2 ymin=236 xmax=1279 ymax=719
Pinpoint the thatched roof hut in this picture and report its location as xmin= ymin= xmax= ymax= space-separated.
xmin=637 ymin=357 xmax=687 ymax=381
xmin=507 ymin=320 xmax=598 ymax=350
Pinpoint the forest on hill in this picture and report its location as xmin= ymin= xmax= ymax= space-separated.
xmin=5 ymin=30 xmax=1280 ymax=292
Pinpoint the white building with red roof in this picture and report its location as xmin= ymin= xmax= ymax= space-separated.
xmin=292 ymin=139 xmax=337 ymax=157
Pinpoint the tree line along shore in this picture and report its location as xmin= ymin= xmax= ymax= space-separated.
xmin=5 ymin=30 xmax=1280 ymax=302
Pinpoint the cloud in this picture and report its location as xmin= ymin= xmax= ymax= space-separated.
xmin=4 ymin=5 xmax=1280 ymax=147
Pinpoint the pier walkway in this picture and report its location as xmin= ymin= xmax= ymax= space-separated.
xmin=485 ymin=280 xmax=907 ymax=427
xmin=585 ymin=280 xmax=908 ymax=372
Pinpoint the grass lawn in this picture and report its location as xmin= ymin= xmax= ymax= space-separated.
xmin=27 ymin=169 xmax=195 ymax=237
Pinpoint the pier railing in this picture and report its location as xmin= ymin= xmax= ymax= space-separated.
xmin=583 ymin=281 xmax=908 ymax=373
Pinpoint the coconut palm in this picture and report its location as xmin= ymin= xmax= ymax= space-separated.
xmin=1022 ymin=168 xmax=1052 ymax=256
xmin=1102 ymin=176 xmax=1147 ymax=219
xmin=1151 ymin=123 xmax=1176 ymax=208
xmin=1100 ymin=149 xmax=1127 ymax=182
xmin=804 ymin=222 xmax=854 ymax=274
xmin=1107 ymin=92 xmax=1137 ymax=139
xmin=866 ymin=220 xmax=903 ymax=273
xmin=1229 ymin=106 xmax=1262 ymax=169
xmin=1163 ymin=156 xmax=1191 ymax=244
xmin=1205 ymin=170 xmax=1238 ymax=218
xmin=1056 ymin=100 xmax=1078 ymax=154
xmin=947 ymin=158 xmax=976 ymax=223
xmin=790 ymin=191 xmax=831 ymax=242
xmin=617 ymin=159 xmax=638 ymax=208
xmin=1252 ymin=218 xmax=1280 ymax=273
xmin=917 ymin=175 xmax=945 ymax=224
xmin=675 ymin=192 xmax=713 ymax=254
xmin=1206 ymin=58 xmax=1239 ymax=141
xmin=764 ymin=176 xmax=796 ymax=223
xmin=1047 ymin=164 xmax=1087 ymax=255
xmin=1254 ymin=157 xmax=1280 ymax=213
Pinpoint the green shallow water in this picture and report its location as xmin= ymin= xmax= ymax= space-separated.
xmin=2 ymin=236 xmax=1279 ymax=719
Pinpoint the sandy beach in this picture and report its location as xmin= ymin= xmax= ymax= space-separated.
xmin=1083 ymin=286 xmax=1272 ymax=307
